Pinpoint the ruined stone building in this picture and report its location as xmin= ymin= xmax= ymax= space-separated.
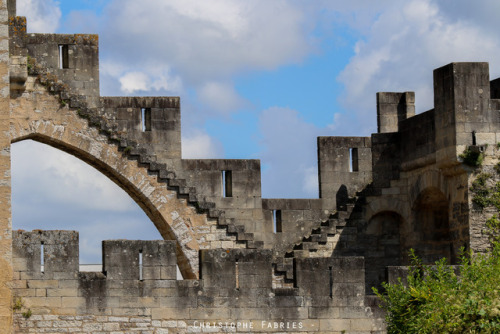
xmin=0 ymin=0 xmax=498 ymax=332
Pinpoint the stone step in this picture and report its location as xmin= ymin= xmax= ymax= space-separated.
xmin=238 ymin=232 xmax=254 ymax=241
xmin=158 ymin=169 xmax=175 ymax=180
xmin=148 ymin=162 xmax=167 ymax=172
xmin=227 ymin=224 xmax=245 ymax=234
xmin=168 ymin=178 xmax=186 ymax=187
xmin=246 ymin=240 xmax=264 ymax=249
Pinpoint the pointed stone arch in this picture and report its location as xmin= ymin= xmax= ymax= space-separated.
xmin=9 ymin=84 xmax=211 ymax=279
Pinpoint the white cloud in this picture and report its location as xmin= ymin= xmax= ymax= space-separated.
xmin=258 ymin=107 xmax=324 ymax=198
xmin=17 ymin=0 xmax=61 ymax=33
xmin=119 ymin=71 xmax=149 ymax=93
xmin=118 ymin=66 xmax=183 ymax=95
xmin=197 ymin=81 xmax=246 ymax=114
xmin=12 ymin=140 xmax=136 ymax=212
xmin=302 ymin=166 xmax=319 ymax=196
xmin=182 ymin=131 xmax=224 ymax=158
xmin=102 ymin=0 xmax=311 ymax=83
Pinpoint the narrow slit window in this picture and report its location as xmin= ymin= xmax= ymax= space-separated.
xmin=349 ymin=148 xmax=359 ymax=172
xmin=40 ymin=242 xmax=44 ymax=273
xmin=235 ymin=259 xmax=239 ymax=290
xmin=222 ymin=170 xmax=232 ymax=197
xmin=59 ymin=45 xmax=69 ymax=69
xmin=273 ymin=209 xmax=282 ymax=233
xmin=141 ymin=108 xmax=152 ymax=132
xmin=139 ymin=250 xmax=143 ymax=281
xmin=472 ymin=130 xmax=477 ymax=145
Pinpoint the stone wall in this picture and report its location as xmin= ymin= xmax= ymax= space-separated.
xmin=12 ymin=231 xmax=384 ymax=333
xmin=0 ymin=0 xmax=11 ymax=332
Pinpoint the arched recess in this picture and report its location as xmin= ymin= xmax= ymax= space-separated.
xmin=362 ymin=211 xmax=404 ymax=293
xmin=9 ymin=91 xmax=212 ymax=279
xmin=410 ymin=187 xmax=453 ymax=263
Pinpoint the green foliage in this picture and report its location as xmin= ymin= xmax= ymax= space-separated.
xmin=471 ymin=173 xmax=493 ymax=208
xmin=374 ymin=246 xmax=500 ymax=333
xmin=22 ymin=309 xmax=32 ymax=319
xmin=26 ymin=56 xmax=32 ymax=72
xmin=13 ymin=296 xmax=31 ymax=319
xmin=486 ymin=215 xmax=500 ymax=245
xmin=494 ymin=162 xmax=500 ymax=174
xmin=12 ymin=297 xmax=23 ymax=310
xmin=460 ymin=147 xmax=485 ymax=167
xmin=468 ymin=173 xmax=500 ymax=210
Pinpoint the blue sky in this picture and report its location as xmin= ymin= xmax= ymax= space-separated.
xmin=12 ymin=0 xmax=500 ymax=263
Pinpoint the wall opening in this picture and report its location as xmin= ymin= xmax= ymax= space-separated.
xmin=349 ymin=148 xmax=359 ymax=172
xmin=222 ymin=170 xmax=232 ymax=197
xmin=58 ymin=45 xmax=69 ymax=69
xmin=273 ymin=209 xmax=282 ymax=233
xmin=141 ymin=108 xmax=152 ymax=132
xmin=139 ymin=250 xmax=143 ymax=281
xmin=235 ymin=259 xmax=239 ymax=290
xmin=472 ymin=130 xmax=477 ymax=145
xmin=413 ymin=188 xmax=452 ymax=264
xmin=40 ymin=242 xmax=44 ymax=273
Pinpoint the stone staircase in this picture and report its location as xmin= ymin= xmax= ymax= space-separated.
xmin=27 ymin=56 xmax=367 ymax=283
xmin=273 ymin=200 xmax=358 ymax=281
xmin=27 ymin=58 xmax=265 ymax=250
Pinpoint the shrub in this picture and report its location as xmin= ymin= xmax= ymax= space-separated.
xmin=374 ymin=246 xmax=500 ymax=333
xmin=460 ymin=147 xmax=485 ymax=167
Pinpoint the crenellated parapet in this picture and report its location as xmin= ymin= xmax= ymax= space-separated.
xmin=12 ymin=230 xmax=383 ymax=333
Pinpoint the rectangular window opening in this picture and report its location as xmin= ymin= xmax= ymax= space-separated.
xmin=141 ymin=108 xmax=152 ymax=132
xmin=139 ymin=250 xmax=143 ymax=281
xmin=222 ymin=170 xmax=233 ymax=197
xmin=349 ymin=148 xmax=359 ymax=172
xmin=472 ymin=130 xmax=477 ymax=145
xmin=273 ymin=209 xmax=282 ymax=233
xmin=235 ymin=259 xmax=239 ymax=290
xmin=40 ymin=242 xmax=44 ymax=274
xmin=59 ymin=44 xmax=69 ymax=69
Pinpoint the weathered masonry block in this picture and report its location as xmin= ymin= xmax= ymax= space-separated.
xmin=377 ymin=92 xmax=415 ymax=133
